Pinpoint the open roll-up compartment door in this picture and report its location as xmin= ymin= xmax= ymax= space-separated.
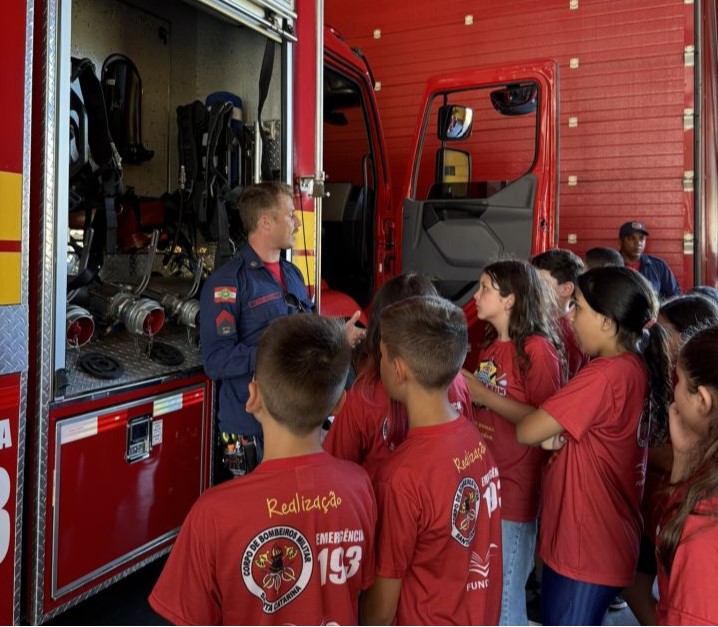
xmin=186 ymin=0 xmax=297 ymax=42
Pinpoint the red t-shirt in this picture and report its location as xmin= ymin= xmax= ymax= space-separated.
xmin=539 ymin=353 xmax=649 ymax=587
xmin=473 ymin=335 xmax=562 ymax=521
xmin=374 ymin=416 xmax=502 ymax=626
xmin=558 ymin=314 xmax=588 ymax=379
xmin=149 ymin=452 xmax=376 ymax=625
xmin=264 ymin=260 xmax=286 ymax=290
xmin=324 ymin=374 xmax=473 ymax=483
xmin=657 ymin=494 xmax=718 ymax=625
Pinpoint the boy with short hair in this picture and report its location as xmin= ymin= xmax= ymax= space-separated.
xmin=532 ymin=248 xmax=588 ymax=378
xmin=150 ymin=315 xmax=377 ymax=625
xmin=362 ymin=296 xmax=502 ymax=625
xmin=585 ymin=246 xmax=625 ymax=269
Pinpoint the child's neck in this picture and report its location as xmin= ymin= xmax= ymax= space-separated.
xmin=260 ymin=421 xmax=323 ymax=463
xmin=595 ymin=338 xmax=627 ymax=358
xmin=404 ymin=386 xmax=460 ymax=429
xmin=490 ymin=316 xmax=511 ymax=341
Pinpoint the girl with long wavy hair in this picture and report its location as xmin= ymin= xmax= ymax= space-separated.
xmin=461 ymin=259 xmax=565 ymax=626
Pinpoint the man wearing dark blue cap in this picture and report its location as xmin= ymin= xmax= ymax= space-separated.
xmin=618 ymin=220 xmax=681 ymax=299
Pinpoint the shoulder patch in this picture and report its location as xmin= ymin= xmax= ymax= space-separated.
xmin=214 ymin=286 xmax=237 ymax=303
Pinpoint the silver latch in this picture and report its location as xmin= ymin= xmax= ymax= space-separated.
xmin=126 ymin=414 xmax=152 ymax=463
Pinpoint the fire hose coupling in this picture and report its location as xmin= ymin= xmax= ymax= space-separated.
xmin=144 ymin=289 xmax=200 ymax=329
xmin=66 ymin=305 xmax=95 ymax=348
xmin=175 ymin=298 xmax=200 ymax=329
xmin=113 ymin=293 xmax=166 ymax=337
xmin=88 ymin=285 xmax=166 ymax=337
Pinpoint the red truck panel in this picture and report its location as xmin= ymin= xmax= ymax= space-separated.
xmin=326 ymin=0 xmax=693 ymax=286
xmin=43 ymin=377 xmax=211 ymax=613
xmin=0 ymin=375 xmax=21 ymax=626
xmin=0 ymin=1 xmax=26 ymax=173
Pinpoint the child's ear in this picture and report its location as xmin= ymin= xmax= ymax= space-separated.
xmin=246 ymin=380 xmax=264 ymax=418
xmin=696 ymin=385 xmax=715 ymax=418
xmin=504 ymin=293 xmax=516 ymax=311
xmin=558 ymin=281 xmax=574 ymax=299
xmin=330 ymin=390 xmax=347 ymax=417
xmin=394 ymin=356 xmax=409 ymax=384
xmin=600 ymin=315 xmax=616 ymax=333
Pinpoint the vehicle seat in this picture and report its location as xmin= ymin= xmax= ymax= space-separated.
xmin=322 ymin=182 xmax=356 ymax=291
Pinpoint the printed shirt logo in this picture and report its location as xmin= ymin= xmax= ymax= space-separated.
xmin=216 ymin=311 xmax=236 ymax=336
xmin=242 ymin=526 xmax=313 ymax=614
xmin=474 ymin=359 xmax=508 ymax=397
xmin=214 ymin=286 xmax=237 ymax=303
xmin=451 ymin=477 xmax=480 ymax=547
xmin=469 ymin=543 xmax=499 ymax=578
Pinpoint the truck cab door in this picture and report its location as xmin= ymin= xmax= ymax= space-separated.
xmin=400 ymin=61 xmax=558 ymax=307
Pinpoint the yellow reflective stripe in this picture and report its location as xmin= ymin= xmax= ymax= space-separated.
xmin=0 ymin=171 xmax=22 ymax=305
xmin=0 ymin=253 xmax=21 ymax=305
xmin=293 ymin=209 xmax=316 ymax=287
xmin=0 ymin=171 xmax=22 ymax=240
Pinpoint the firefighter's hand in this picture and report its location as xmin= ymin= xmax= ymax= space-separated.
xmin=343 ymin=310 xmax=366 ymax=348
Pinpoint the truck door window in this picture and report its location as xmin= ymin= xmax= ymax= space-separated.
xmin=412 ymin=83 xmax=539 ymax=201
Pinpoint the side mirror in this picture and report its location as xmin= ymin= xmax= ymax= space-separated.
xmin=438 ymin=105 xmax=474 ymax=141
xmin=490 ymin=83 xmax=538 ymax=116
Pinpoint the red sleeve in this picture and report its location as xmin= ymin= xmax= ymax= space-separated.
xmin=323 ymin=387 xmax=371 ymax=464
xmin=149 ymin=503 xmax=221 ymax=625
xmin=658 ymin=517 xmax=718 ymax=625
xmin=540 ymin=362 xmax=614 ymax=441
xmin=374 ymin=471 xmax=420 ymax=579
xmin=448 ymin=374 xmax=474 ymax=420
xmin=524 ymin=337 xmax=562 ymax=407
xmin=361 ymin=475 xmax=379 ymax=590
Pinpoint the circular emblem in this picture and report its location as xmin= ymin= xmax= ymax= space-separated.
xmin=451 ymin=477 xmax=480 ymax=547
xmin=241 ymin=526 xmax=313 ymax=614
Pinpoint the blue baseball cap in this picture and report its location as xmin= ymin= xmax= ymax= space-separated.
xmin=619 ymin=221 xmax=649 ymax=238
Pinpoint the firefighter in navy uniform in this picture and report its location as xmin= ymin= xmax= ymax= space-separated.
xmin=200 ymin=182 xmax=364 ymax=480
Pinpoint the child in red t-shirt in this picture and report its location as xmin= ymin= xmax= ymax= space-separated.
xmin=655 ymin=325 xmax=718 ymax=625
xmin=324 ymin=273 xmax=473 ymax=483
xmin=362 ymin=296 xmax=502 ymax=626
xmin=460 ymin=259 xmax=564 ymax=626
xmin=532 ymin=248 xmax=589 ymax=379
xmin=149 ymin=315 xmax=377 ymax=626
xmin=623 ymin=294 xmax=718 ymax=625
xmin=509 ymin=267 xmax=672 ymax=625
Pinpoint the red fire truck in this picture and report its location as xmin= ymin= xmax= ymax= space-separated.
xmin=327 ymin=0 xmax=718 ymax=289
xmin=1 ymin=0 xmax=406 ymax=623
xmin=9 ymin=0 xmax=713 ymax=625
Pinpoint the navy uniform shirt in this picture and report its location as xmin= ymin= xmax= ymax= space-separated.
xmin=199 ymin=244 xmax=313 ymax=435
xmin=639 ymin=254 xmax=681 ymax=300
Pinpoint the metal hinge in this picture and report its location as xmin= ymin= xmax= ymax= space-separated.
xmin=685 ymin=45 xmax=695 ymax=67
xmin=683 ymin=170 xmax=694 ymax=192
xmin=684 ymin=108 xmax=694 ymax=131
